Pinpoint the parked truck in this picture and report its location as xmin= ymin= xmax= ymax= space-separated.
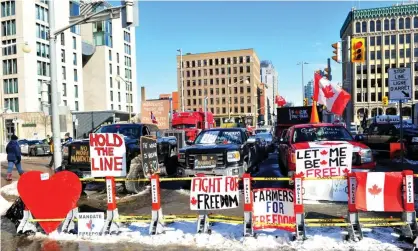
xmin=172 ymin=110 xmax=215 ymax=142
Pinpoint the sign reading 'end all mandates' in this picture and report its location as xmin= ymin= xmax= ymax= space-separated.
xmin=89 ymin=133 xmax=127 ymax=178
xmin=388 ymin=68 xmax=412 ymax=101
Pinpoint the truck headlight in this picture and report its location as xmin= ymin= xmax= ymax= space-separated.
xmin=62 ymin=146 xmax=69 ymax=157
xmin=359 ymin=149 xmax=373 ymax=163
xmin=227 ymin=151 xmax=240 ymax=162
xmin=412 ymin=137 xmax=418 ymax=143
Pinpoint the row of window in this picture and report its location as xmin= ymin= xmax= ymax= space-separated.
xmin=124 ymin=56 xmax=132 ymax=67
xmin=356 ymin=91 xmax=418 ymax=102
xmin=62 ymin=83 xmax=79 ymax=98
xmin=35 ymin=4 xmax=48 ymax=22
xmin=183 ymin=56 xmax=252 ymax=69
xmin=124 ymin=31 xmax=131 ymax=43
xmin=185 ymin=77 xmax=251 ymax=87
xmin=2 ymin=39 xmax=16 ymax=56
xmin=61 ymin=50 xmax=77 ymax=65
xmin=60 ymin=100 xmax=79 ymax=111
xmin=4 ymin=97 xmax=18 ymax=112
xmin=185 ymin=103 xmax=254 ymax=115
xmin=36 ymin=23 xmax=48 ymax=40
xmin=2 ymin=19 xmax=16 ymax=36
xmin=124 ymin=43 xmax=131 ymax=55
xmin=356 ymin=62 xmax=418 ymax=75
xmin=37 ymin=42 xmax=50 ymax=58
xmin=3 ymin=78 xmax=18 ymax=94
xmin=60 ymin=33 xmax=77 ymax=50
xmin=110 ymin=104 xmax=133 ymax=112
xmin=3 ymin=59 xmax=17 ymax=75
xmin=110 ymin=91 xmax=125 ymax=102
xmin=186 ymin=86 xmax=253 ymax=96
xmin=1 ymin=1 xmax=15 ymax=17
xmin=355 ymin=17 xmax=418 ymax=34
xmin=183 ymin=66 xmax=251 ymax=78
xmin=369 ymin=48 xmax=414 ymax=60
xmin=61 ymin=67 xmax=79 ymax=82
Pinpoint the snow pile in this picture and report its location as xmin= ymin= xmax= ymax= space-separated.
xmin=0 ymin=181 xmax=19 ymax=197
xmin=0 ymin=195 xmax=12 ymax=216
xmin=0 ymin=153 xmax=6 ymax=163
xmin=32 ymin=222 xmax=409 ymax=250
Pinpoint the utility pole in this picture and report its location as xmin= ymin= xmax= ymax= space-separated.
xmin=227 ymin=64 xmax=231 ymax=121
xmin=177 ymin=49 xmax=184 ymax=112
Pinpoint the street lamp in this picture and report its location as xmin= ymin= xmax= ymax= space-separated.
xmin=116 ymin=75 xmax=132 ymax=122
xmin=177 ymin=49 xmax=184 ymax=112
xmin=297 ymin=62 xmax=309 ymax=102
xmin=0 ymin=41 xmax=31 ymax=53
xmin=227 ymin=77 xmax=250 ymax=122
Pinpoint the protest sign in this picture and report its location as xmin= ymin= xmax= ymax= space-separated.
xmin=252 ymin=188 xmax=295 ymax=231
xmin=190 ymin=176 xmax=239 ymax=210
xmin=296 ymin=144 xmax=353 ymax=201
xmin=140 ymin=136 xmax=160 ymax=178
xmin=78 ymin=212 xmax=105 ymax=238
xmin=89 ymin=133 xmax=126 ymax=177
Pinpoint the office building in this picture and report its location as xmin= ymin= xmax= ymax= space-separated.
xmin=1 ymin=0 xmax=83 ymax=140
xmin=304 ymin=80 xmax=314 ymax=106
xmin=340 ymin=4 xmax=418 ymax=124
xmin=176 ymin=49 xmax=261 ymax=127
xmin=260 ymin=60 xmax=278 ymax=125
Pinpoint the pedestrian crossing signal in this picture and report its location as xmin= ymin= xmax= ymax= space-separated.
xmin=351 ymin=38 xmax=365 ymax=63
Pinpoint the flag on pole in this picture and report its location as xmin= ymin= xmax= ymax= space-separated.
xmin=275 ymin=95 xmax=286 ymax=107
xmin=150 ymin=111 xmax=158 ymax=124
xmin=313 ymin=73 xmax=351 ymax=116
xmin=310 ymin=100 xmax=320 ymax=123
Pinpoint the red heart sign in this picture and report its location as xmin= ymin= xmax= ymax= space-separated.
xmin=17 ymin=171 xmax=82 ymax=234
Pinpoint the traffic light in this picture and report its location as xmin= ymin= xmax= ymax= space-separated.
xmin=324 ymin=58 xmax=332 ymax=81
xmin=382 ymin=96 xmax=388 ymax=106
xmin=351 ymin=37 xmax=366 ymax=63
xmin=303 ymin=98 xmax=308 ymax=106
xmin=332 ymin=42 xmax=341 ymax=63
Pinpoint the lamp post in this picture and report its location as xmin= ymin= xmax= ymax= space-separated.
xmin=0 ymin=41 xmax=31 ymax=53
xmin=297 ymin=62 xmax=309 ymax=102
xmin=177 ymin=49 xmax=184 ymax=112
xmin=116 ymin=75 xmax=132 ymax=122
xmin=227 ymin=77 xmax=250 ymax=122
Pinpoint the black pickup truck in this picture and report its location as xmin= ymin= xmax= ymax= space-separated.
xmin=177 ymin=128 xmax=256 ymax=177
xmin=61 ymin=123 xmax=178 ymax=194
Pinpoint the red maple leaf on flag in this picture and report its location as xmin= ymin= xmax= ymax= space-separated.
xmin=368 ymin=184 xmax=382 ymax=196
xmin=342 ymin=168 xmax=351 ymax=175
xmin=297 ymin=171 xmax=305 ymax=177
xmin=320 ymin=160 xmax=328 ymax=165
xmin=320 ymin=150 xmax=328 ymax=155
xmin=322 ymin=85 xmax=335 ymax=99
xmin=190 ymin=197 xmax=197 ymax=205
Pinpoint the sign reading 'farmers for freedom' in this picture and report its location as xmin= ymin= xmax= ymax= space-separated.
xmin=388 ymin=68 xmax=412 ymax=100
xmin=190 ymin=176 xmax=239 ymax=210
xmin=89 ymin=133 xmax=126 ymax=177
xmin=252 ymin=188 xmax=295 ymax=231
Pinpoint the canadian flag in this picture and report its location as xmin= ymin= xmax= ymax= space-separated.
xmin=275 ymin=95 xmax=286 ymax=107
xmin=313 ymin=73 xmax=351 ymax=116
xmin=150 ymin=111 xmax=158 ymax=124
xmin=355 ymin=172 xmax=404 ymax=212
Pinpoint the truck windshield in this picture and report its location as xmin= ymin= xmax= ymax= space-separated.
xmin=195 ymin=130 xmax=242 ymax=145
xmin=95 ymin=125 xmax=141 ymax=139
xmin=172 ymin=124 xmax=196 ymax=129
xmin=293 ymin=126 xmax=353 ymax=143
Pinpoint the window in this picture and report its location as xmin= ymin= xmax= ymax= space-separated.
xmin=371 ymin=51 xmax=376 ymax=60
xmin=74 ymin=85 xmax=78 ymax=98
xmin=2 ymin=20 xmax=16 ymax=36
xmin=3 ymin=78 xmax=18 ymax=94
xmin=1 ymin=1 xmax=15 ymax=17
xmin=124 ymin=43 xmax=131 ymax=55
xmin=124 ymin=31 xmax=131 ymax=42
xmin=74 ymin=69 xmax=78 ymax=81
xmin=370 ymin=37 xmax=375 ymax=46
xmin=110 ymin=77 xmax=113 ymax=88
xmin=390 ymin=18 xmax=396 ymax=30
xmin=72 ymin=37 xmax=76 ymax=49
xmin=385 ymin=50 xmax=389 ymax=59
xmin=36 ymin=23 xmax=48 ymax=40
xmin=62 ymin=83 xmax=67 ymax=97
xmin=376 ymin=20 xmax=382 ymax=31
xmin=391 ymin=35 xmax=396 ymax=44
xmin=3 ymin=59 xmax=17 ymax=75
xmin=391 ymin=49 xmax=396 ymax=59
xmin=117 ymin=53 xmax=119 ymax=63
xmin=35 ymin=4 xmax=48 ymax=22
xmin=61 ymin=33 xmax=65 ymax=46
xmin=415 ymin=17 xmax=418 ymax=28
xmin=406 ymin=17 xmax=411 ymax=29
xmin=384 ymin=19 xmax=389 ymax=30
xmin=118 ymin=92 xmax=121 ymax=102
xmin=2 ymin=39 xmax=16 ymax=56
xmin=37 ymin=61 xmax=49 ymax=76
xmin=246 ymin=56 xmax=251 ymax=63
xmin=110 ymin=91 xmax=113 ymax=101
xmin=61 ymin=49 xmax=65 ymax=62
xmin=400 ymin=34 xmax=405 ymax=44
xmin=399 ymin=18 xmax=404 ymax=29
xmin=355 ymin=22 xmax=360 ymax=33
xmin=73 ymin=53 xmax=77 ymax=65
xmin=400 ymin=49 xmax=405 ymax=58
xmin=75 ymin=101 xmax=79 ymax=111
xmin=117 ymin=66 xmax=120 ymax=76
xmin=376 ymin=36 xmax=381 ymax=46
xmin=406 ymin=34 xmax=411 ymax=43
xmin=370 ymin=20 xmax=375 ymax=32
xmin=246 ymin=66 xmax=250 ymax=73
xmin=4 ymin=98 xmax=18 ymax=112
xmin=62 ymin=66 xmax=66 ymax=80
xmin=406 ymin=48 xmax=411 ymax=58
xmin=362 ymin=21 xmax=367 ymax=32
xmin=384 ymin=35 xmax=390 ymax=45
xmin=109 ymin=63 xmax=112 ymax=74
xmin=111 ymin=104 xmax=114 ymax=110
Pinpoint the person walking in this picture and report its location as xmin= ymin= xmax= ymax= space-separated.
xmin=47 ymin=136 xmax=54 ymax=168
xmin=5 ymin=135 xmax=24 ymax=181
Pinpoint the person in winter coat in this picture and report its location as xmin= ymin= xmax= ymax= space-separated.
xmin=6 ymin=135 xmax=24 ymax=181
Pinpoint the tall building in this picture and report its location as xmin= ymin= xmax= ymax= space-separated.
xmin=340 ymin=4 xmax=418 ymax=124
xmin=176 ymin=49 xmax=261 ymax=127
xmin=304 ymin=80 xmax=314 ymax=106
xmin=81 ymin=1 xmax=137 ymax=114
xmin=260 ymin=60 xmax=278 ymax=125
xmin=1 ymin=0 xmax=83 ymax=140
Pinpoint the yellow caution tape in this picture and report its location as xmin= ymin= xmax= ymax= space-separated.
xmin=160 ymin=177 xmax=193 ymax=181
xmin=208 ymin=218 xmax=243 ymax=224
xmin=29 ymin=218 xmax=66 ymax=222
xmin=305 ymin=218 xmax=345 ymax=223
xmin=252 ymin=177 xmax=291 ymax=181
xmin=359 ymin=218 xmax=401 ymax=222
xmin=307 ymin=223 xmax=350 ymax=227
xmin=361 ymin=222 xmax=407 ymax=227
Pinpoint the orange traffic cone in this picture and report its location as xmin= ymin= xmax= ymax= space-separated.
xmin=310 ymin=100 xmax=320 ymax=123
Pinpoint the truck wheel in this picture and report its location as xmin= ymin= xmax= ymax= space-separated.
xmin=165 ymin=155 xmax=178 ymax=176
xmin=125 ymin=156 xmax=147 ymax=194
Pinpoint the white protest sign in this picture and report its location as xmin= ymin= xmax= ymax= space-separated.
xmin=77 ymin=212 xmax=105 ymax=238
xmin=190 ymin=176 xmax=239 ymax=210
xmin=252 ymin=188 xmax=295 ymax=232
xmin=388 ymin=68 xmax=412 ymax=101
xmin=296 ymin=144 xmax=353 ymax=201
xmin=89 ymin=133 xmax=126 ymax=177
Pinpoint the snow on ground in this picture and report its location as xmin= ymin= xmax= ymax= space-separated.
xmin=0 ymin=195 xmax=12 ymax=216
xmin=0 ymin=181 xmax=19 ymax=197
xmin=30 ymin=221 xmax=410 ymax=251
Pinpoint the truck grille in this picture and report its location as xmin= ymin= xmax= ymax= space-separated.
xmin=187 ymin=153 xmax=225 ymax=169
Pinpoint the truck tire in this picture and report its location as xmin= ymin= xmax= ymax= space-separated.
xmin=165 ymin=155 xmax=178 ymax=176
xmin=125 ymin=155 xmax=147 ymax=194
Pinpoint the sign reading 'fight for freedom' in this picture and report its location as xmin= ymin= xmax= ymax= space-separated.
xmin=190 ymin=176 xmax=239 ymax=210
xmin=388 ymin=68 xmax=412 ymax=100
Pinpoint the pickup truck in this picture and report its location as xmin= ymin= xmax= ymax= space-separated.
xmin=177 ymin=128 xmax=256 ymax=177
xmin=61 ymin=123 xmax=178 ymax=194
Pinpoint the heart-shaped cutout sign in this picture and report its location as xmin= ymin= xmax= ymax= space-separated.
xmin=18 ymin=171 xmax=82 ymax=234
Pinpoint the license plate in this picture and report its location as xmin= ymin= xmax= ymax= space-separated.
xmin=195 ymin=155 xmax=217 ymax=169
